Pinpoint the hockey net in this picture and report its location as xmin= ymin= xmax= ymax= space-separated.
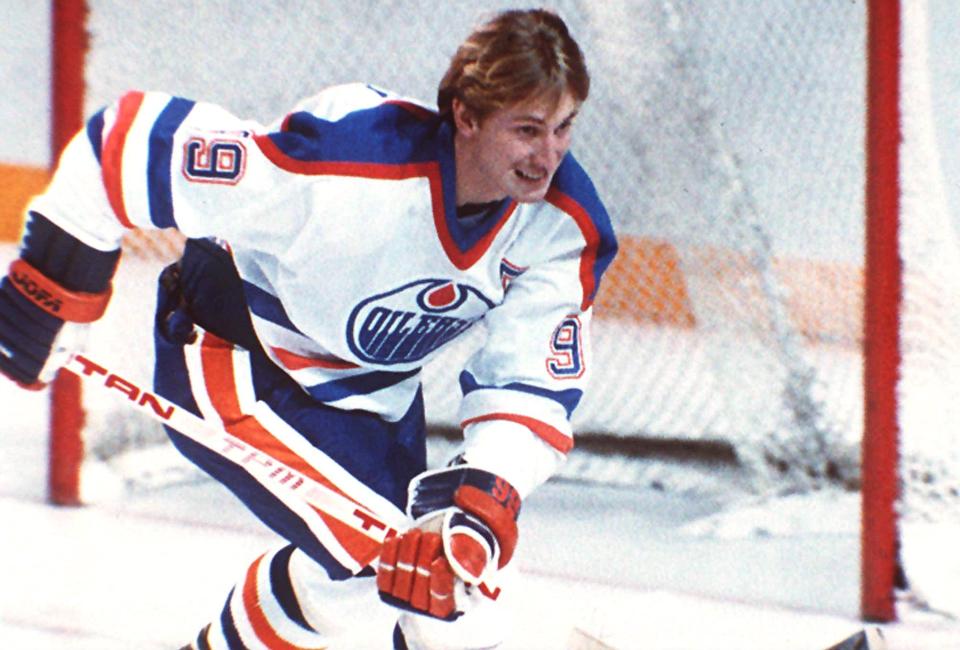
xmin=39 ymin=0 xmax=960 ymax=622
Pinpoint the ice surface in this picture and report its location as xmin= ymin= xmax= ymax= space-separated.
xmin=2 ymin=374 xmax=958 ymax=649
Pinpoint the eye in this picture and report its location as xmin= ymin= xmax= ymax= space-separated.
xmin=517 ymin=125 xmax=540 ymax=137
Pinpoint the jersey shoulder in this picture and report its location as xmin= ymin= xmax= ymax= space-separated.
xmin=260 ymin=83 xmax=441 ymax=167
xmin=282 ymin=83 xmax=434 ymax=123
xmin=545 ymin=153 xmax=618 ymax=259
xmin=547 ymin=154 xmax=614 ymax=234
xmin=506 ymin=153 xmax=617 ymax=309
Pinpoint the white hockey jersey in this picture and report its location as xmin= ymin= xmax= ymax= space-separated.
xmin=32 ymin=83 xmax=618 ymax=495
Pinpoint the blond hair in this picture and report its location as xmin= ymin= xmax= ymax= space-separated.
xmin=437 ymin=9 xmax=590 ymax=121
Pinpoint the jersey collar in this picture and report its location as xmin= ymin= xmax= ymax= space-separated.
xmin=433 ymin=120 xmax=517 ymax=270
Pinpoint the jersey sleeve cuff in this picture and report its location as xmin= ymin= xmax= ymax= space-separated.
xmin=458 ymin=386 xmax=574 ymax=454
xmin=460 ymin=418 xmax=565 ymax=498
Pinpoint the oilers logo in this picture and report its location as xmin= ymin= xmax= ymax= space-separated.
xmin=347 ymin=280 xmax=495 ymax=365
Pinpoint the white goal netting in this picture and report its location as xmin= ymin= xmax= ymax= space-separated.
xmin=68 ymin=1 xmax=960 ymax=561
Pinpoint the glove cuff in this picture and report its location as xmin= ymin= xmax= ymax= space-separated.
xmin=7 ymin=259 xmax=112 ymax=322
xmin=408 ymin=465 xmax=521 ymax=568
xmin=6 ymin=211 xmax=120 ymax=323
xmin=453 ymin=483 xmax=519 ymax=568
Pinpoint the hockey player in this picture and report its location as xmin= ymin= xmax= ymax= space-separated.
xmin=0 ymin=8 xmax=616 ymax=649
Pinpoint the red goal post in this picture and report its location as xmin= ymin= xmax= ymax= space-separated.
xmin=862 ymin=0 xmax=901 ymax=623
xmin=42 ymin=0 xmax=958 ymax=624
xmin=47 ymin=0 xmax=186 ymax=505
xmin=47 ymin=0 xmax=89 ymax=508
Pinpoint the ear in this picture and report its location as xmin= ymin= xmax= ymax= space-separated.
xmin=452 ymin=98 xmax=479 ymax=136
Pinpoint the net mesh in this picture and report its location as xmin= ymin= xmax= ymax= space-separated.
xmin=71 ymin=1 xmax=960 ymax=524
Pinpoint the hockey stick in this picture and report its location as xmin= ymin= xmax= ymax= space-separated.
xmin=63 ymin=352 xmax=503 ymax=599
xmin=64 ymin=352 xmax=624 ymax=645
xmin=63 ymin=352 xmax=403 ymax=570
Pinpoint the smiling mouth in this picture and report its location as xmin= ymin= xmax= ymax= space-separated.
xmin=515 ymin=169 xmax=546 ymax=182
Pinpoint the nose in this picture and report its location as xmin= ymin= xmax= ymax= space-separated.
xmin=533 ymin=133 xmax=564 ymax=169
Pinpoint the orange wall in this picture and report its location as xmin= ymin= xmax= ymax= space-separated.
xmin=595 ymin=234 xmax=861 ymax=345
xmin=0 ymin=163 xmax=48 ymax=242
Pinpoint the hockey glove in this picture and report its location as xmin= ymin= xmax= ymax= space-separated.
xmin=376 ymin=464 xmax=521 ymax=620
xmin=0 ymin=212 xmax=119 ymax=388
xmin=156 ymin=238 xmax=260 ymax=350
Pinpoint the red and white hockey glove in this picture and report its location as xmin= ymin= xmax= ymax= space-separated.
xmin=376 ymin=465 xmax=521 ymax=620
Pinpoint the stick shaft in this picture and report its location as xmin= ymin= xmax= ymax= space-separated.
xmin=63 ymin=352 xmax=502 ymax=597
xmin=64 ymin=353 xmax=401 ymax=546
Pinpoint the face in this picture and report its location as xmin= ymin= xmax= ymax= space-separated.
xmin=453 ymin=90 xmax=580 ymax=205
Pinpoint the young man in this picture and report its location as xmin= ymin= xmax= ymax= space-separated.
xmin=0 ymin=8 xmax=616 ymax=649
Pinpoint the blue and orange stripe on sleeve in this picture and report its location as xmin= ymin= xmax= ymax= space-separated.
xmin=97 ymin=91 xmax=195 ymax=230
